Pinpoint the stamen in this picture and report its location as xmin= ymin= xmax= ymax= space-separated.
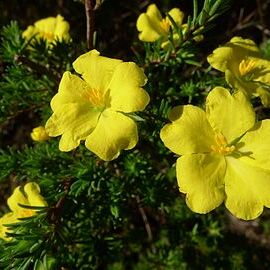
xmin=85 ymin=89 xmax=105 ymax=108
xmin=41 ymin=32 xmax=55 ymax=41
xmin=211 ymin=132 xmax=235 ymax=155
xmin=21 ymin=209 xmax=35 ymax=217
xmin=239 ymin=58 xmax=256 ymax=76
xmin=160 ymin=18 xmax=170 ymax=33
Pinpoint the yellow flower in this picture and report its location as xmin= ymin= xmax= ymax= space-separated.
xmin=207 ymin=36 xmax=270 ymax=107
xmin=45 ymin=50 xmax=149 ymax=161
xmin=0 ymin=182 xmax=47 ymax=240
xmin=22 ymin=15 xmax=70 ymax=43
xmin=136 ymin=4 xmax=184 ymax=48
xmin=160 ymin=87 xmax=270 ymax=220
xmin=31 ymin=126 xmax=50 ymax=142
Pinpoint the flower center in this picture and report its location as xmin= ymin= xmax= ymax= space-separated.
xmin=85 ymin=89 xmax=105 ymax=108
xmin=211 ymin=133 xmax=235 ymax=155
xmin=40 ymin=31 xmax=55 ymax=41
xmin=20 ymin=209 xmax=35 ymax=218
xmin=239 ymin=58 xmax=256 ymax=76
xmin=160 ymin=18 xmax=170 ymax=33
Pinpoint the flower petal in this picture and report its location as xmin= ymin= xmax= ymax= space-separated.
xmin=160 ymin=105 xmax=215 ymax=155
xmin=22 ymin=25 xmax=37 ymax=40
xmin=144 ymin=3 xmax=163 ymax=21
xmin=85 ymin=109 xmax=138 ymax=161
xmin=24 ymin=182 xmax=47 ymax=207
xmin=51 ymin=71 xmax=93 ymax=111
xmin=54 ymin=15 xmax=70 ymax=40
xmin=59 ymin=131 xmax=80 ymax=152
xmin=0 ymin=213 xmax=17 ymax=240
xmin=257 ymin=87 xmax=270 ymax=107
xmin=72 ymin=50 xmax=122 ymax=92
xmin=136 ymin=4 xmax=169 ymax=42
xmin=108 ymin=62 xmax=149 ymax=112
xmin=252 ymin=58 xmax=270 ymax=83
xmin=207 ymin=36 xmax=260 ymax=73
xmin=238 ymin=120 xmax=270 ymax=170
xmin=176 ymin=153 xmax=226 ymax=213
xmin=224 ymin=156 xmax=270 ymax=220
xmin=206 ymin=87 xmax=255 ymax=143
xmin=7 ymin=187 xmax=29 ymax=213
xmin=34 ymin=16 xmax=60 ymax=34
xmin=46 ymin=103 xmax=100 ymax=151
xmin=136 ymin=13 xmax=163 ymax=42
xmin=167 ymin=8 xmax=184 ymax=26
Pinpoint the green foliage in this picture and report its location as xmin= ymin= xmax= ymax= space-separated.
xmin=1 ymin=0 xmax=270 ymax=269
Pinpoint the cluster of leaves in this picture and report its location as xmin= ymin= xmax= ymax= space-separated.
xmin=1 ymin=0 xmax=270 ymax=269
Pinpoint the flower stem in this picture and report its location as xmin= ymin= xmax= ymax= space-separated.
xmin=85 ymin=0 xmax=96 ymax=50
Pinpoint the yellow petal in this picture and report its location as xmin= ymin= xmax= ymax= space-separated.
xmin=34 ymin=16 xmax=59 ymax=35
xmin=72 ymin=50 xmax=122 ymax=92
xmin=0 ymin=213 xmax=17 ymax=240
xmin=136 ymin=4 xmax=167 ymax=42
xmin=167 ymin=8 xmax=184 ymax=26
xmin=206 ymin=87 xmax=255 ymax=143
xmin=85 ymin=109 xmax=138 ymax=161
xmin=257 ymin=87 xmax=270 ymax=107
xmin=50 ymin=71 xmax=93 ymax=112
xmin=238 ymin=120 xmax=270 ymax=170
xmin=224 ymin=156 xmax=270 ymax=220
xmin=46 ymin=103 xmax=100 ymax=151
xmin=160 ymin=105 xmax=215 ymax=155
xmin=207 ymin=36 xmax=260 ymax=73
xmin=7 ymin=186 xmax=29 ymax=213
xmin=59 ymin=131 xmax=81 ymax=152
xmin=145 ymin=4 xmax=163 ymax=21
xmin=176 ymin=153 xmax=226 ymax=213
xmin=22 ymin=25 xmax=37 ymax=40
xmin=137 ymin=13 xmax=163 ymax=42
xmin=24 ymin=182 xmax=47 ymax=207
xmin=54 ymin=15 xmax=70 ymax=40
xmin=108 ymin=62 xmax=149 ymax=112
xmin=252 ymin=58 xmax=270 ymax=84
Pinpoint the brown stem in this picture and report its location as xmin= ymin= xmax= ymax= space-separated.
xmin=85 ymin=0 xmax=96 ymax=50
xmin=230 ymin=10 xmax=256 ymax=34
xmin=135 ymin=195 xmax=153 ymax=242
xmin=256 ymin=0 xmax=266 ymax=41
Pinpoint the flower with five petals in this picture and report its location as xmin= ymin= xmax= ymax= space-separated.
xmin=207 ymin=36 xmax=270 ymax=107
xmin=45 ymin=50 xmax=149 ymax=161
xmin=161 ymin=87 xmax=270 ymax=220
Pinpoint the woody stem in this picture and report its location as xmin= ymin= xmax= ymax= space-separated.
xmin=85 ymin=0 xmax=96 ymax=50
